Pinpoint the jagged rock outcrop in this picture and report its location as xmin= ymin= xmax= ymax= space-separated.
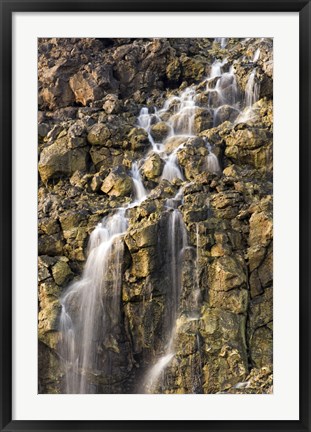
xmin=38 ymin=37 xmax=273 ymax=394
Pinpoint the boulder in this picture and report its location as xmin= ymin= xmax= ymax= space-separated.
xmin=39 ymin=218 xmax=60 ymax=236
xmin=208 ymin=256 xmax=246 ymax=291
xmin=59 ymin=211 xmax=88 ymax=241
xmin=38 ymin=137 xmax=88 ymax=183
xmin=226 ymin=128 xmax=271 ymax=150
xmin=180 ymin=54 xmax=205 ymax=82
xmin=128 ymin=127 xmax=150 ymax=151
xmin=150 ymin=122 xmax=171 ymax=142
xmin=89 ymin=146 xmax=111 ymax=169
xmin=166 ymin=58 xmax=181 ymax=82
xmin=69 ymin=71 xmax=104 ymax=106
xmin=38 ymin=257 xmax=52 ymax=282
xmin=249 ymin=211 xmax=273 ymax=247
xmin=142 ymin=153 xmax=164 ymax=179
xmin=38 ymin=300 xmax=61 ymax=349
xmin=68 ymin=120 xmax=86 ymax=138
xmin=225 ymin=141 xmax=272 ymax=170
xmin=125 ymin=222 xmax=158 ymax=252
xmin=214 ymin=105 xmax=240 ymax=126
xmin=90 ymin=172 xmax=106 ymax=192
xmin=164 ymin=136 xmax=187 ymax=153
xmin=38 ymin=123 xmax=50 ymax=138
xmin=210 ymin=191 xmax=241 ymax=209
xmin=101 ymin=166 xmax=133 ymax=197
xmin=51 ymin=258 xmax=73 ymax=286
xmin=102 ymin=94 xmax=121 ymax=114
xmin=87 ymin=123 xmax=111 ymax=145
xmin=193 ymin=108 xmax=213 ymax=134
xmin=38 ymin=234 xmax=64 ymax=256
xmin=39 ymin=61 xmax=76 ymax=110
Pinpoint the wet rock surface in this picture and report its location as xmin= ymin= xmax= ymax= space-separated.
xmin=38 ymin=37 xmax=273 ymax=394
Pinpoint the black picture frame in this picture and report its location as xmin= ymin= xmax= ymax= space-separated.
xmin=1 ymin=0 xmax=310 ymax=431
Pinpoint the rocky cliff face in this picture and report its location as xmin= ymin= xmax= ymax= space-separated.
xmin=38 ymin=37 xmax=273 ymax=394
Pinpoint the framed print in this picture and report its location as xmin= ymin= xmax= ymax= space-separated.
xmin=1 ymin=0 xmax=310 ymax=431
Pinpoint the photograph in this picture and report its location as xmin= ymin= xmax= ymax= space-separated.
xmin=37 ymin=36 xmax=273 ymax=395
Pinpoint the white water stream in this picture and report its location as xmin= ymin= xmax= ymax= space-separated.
xmin=144 ymin=192 xmax=188 ymax=393
xmin=59 ymin=209 xmax=128 ymax=393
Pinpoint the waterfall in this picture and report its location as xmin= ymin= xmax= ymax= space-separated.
xmin=143 ymin=353 xmax=175 ymax=392
xmin=59 ymin=306 xmax=78 ymax=393
xmin=235 ymin=67 xmax=260 ymax=124
xmin=166 ymin=199 xmax=188 ymax=337
xmin=193 ymin=223 xmax=201 ymax=311
xmin=215 ymin=65 xmax=239 ymax=106
xmin=207 ymin=152 xmax=221 ymax=174
xmin=245 ymin=69 xmax=259 ymax=107
xmin=209 ymin=58 xmax=227 ymax=78
xmin=137 ymin=108 xmax=165 ymax=153
xmin=206 ymin=139 xmax=221 ymax=174
xmin=138 ymin=87 xmax=198 ymax=181
xmin=215 ymin=37 xmax=228 ymax=48
xmin=144 ymin=193 xmax=188 ymax=393
xmin=137 ymin=107 xmax=151 ymax=130
xmin=58 ymin=51 xmax=253 ymax=394
xmin=206 ymin=59 xmax=241 ymax=130
xmin=253 ymin=48 xmax=260 ymax=62
xmin=161 ymin=151 xmax=184 ymax=182
xmin=131 ymin=161 xmax=147 ymax=202
xmin=59 ymin=209 xmax=128 ymax=393
xmin=169 ymin=88 xmax=197 ymax=136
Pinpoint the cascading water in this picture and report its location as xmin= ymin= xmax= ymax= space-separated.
xmin=205 ymin=139 xmax=221 ymax=175
xmin=205 ymin=59 xmax=241 ymax=127
xmin=161 ymin=150 xmax=184 ymax=182
xmin=165 ymin=195 xmax=188 ymax=337
xmin=215 ymin=37 xmax=228 ymax=48
xmin=138 ymin=87 xmax=200 ymax=182
xmin=245 ymin=69 xmax=259 ymax=107
xmin=137 ymin=107 xmax=151 ymax=130
xmin=59 ymin=306 xmax=78 ymax=393
xmin=235 ymin=67 xmax=260 ymax=124
xmin=215 ymin=66 xmax=239 ymax=105
xmin=253 ymin=48 xmax=260 ymax=63
xmin=138 ymin=108 xmax=164 ymax=153
xmin=59 ymin=209 xmax=128 ymax=393
xmin=58 ymin=50 xmax=256 ymax=393
xmin=131 ymin=161 xmax=147 ymax=202
xmin=144 ymin=192 xmax=188 ymax=393
xmin=195 ymin=223 xmax=200 ymax=302
xmin=169 ymin=88 xmax=197 ymax=136
xmin=209 ymin=58 xmax=227 ymax=79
